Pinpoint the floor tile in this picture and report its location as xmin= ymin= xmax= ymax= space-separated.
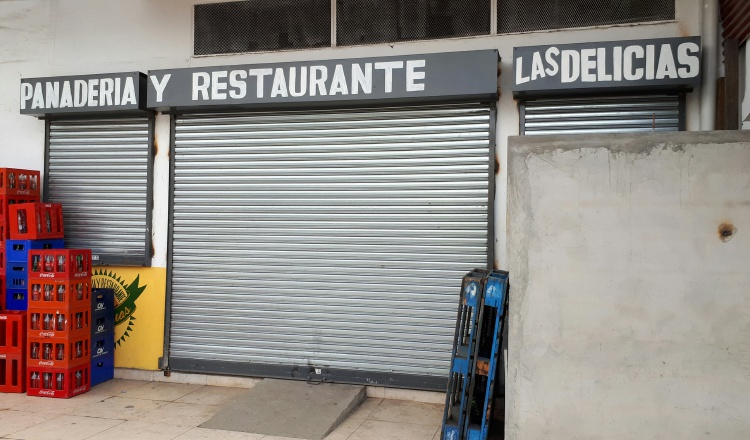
xmin=0 ymin=410 xmax=61 ymax=437
xmin=176 ymin=385 xmax=248 ymax=406
xmin=260 ymin=436 xmax=309 ymax=440
xmin=138 ymin=401 xmax=221 ymax=427
xmin=174 ymin=427 xmax=265 ymax=440
xmin=5 ymin=415 xmax=124 ymax=440
xmin=84 ymin=419 xmax=192 ymax=440
xmin=75 ymin=396 xmax=169 ymax=420
xmin=121 ymin=381 xmax=204 ymax=402
xmin=347 ymin=420 xmax=438 ymax=440
xmin=324 ymin=416 xmax=366 ymax=440
xmin=10 ymin=392 xmax=108 ymax=415
xmin=0 ymin=392 xmax=34 ymax=410
xmin=367 ymin=399 xmax=443 ymax=426
xmin=87 ymin=379 xmax=153 ymax=398
xmin=347 ymin=398 xmax=382 ymax=420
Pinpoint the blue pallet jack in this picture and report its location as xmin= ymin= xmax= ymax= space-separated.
xmin=441 ymin=269 xmax=509 ymax=440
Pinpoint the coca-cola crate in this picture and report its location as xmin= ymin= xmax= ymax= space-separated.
xmin=0 ymin=246 xmax=5 ymax=275
xmin=5 ymin=288 xmax=27 ymax=311
xmin=1 ymin=195 xmax=40 ymax=240
xmin=5 ymin=262 xmax=28 ymax=289
xmin=91 ymin=333 xmax=114 ymax=360
xmin=28 ymin=278 xmax=91 ymax=310
xmin=0 ymin=311 xmax=26 ymax=354
xmin=91 ymin=352 xmax=114 ymax=387
xmin=27 ymin=335 xmax=90 ymax=369
xmin=6 ymin=238 xmax=65 ymax=263
xmin=29 ymin=249 xmax=91 ymax=280
xmin=28 ymin=307 xmax=90 ymax=339
xmin=0 ymin=280 xmax=5 ymax=311
xmin=0 ymin=352 xmax=25 ymax=393
xmin=27 ymin=364 xmax=90 ymax=398
xmin=0 ymin=168 xmax=40 ymax=197
xmin=8 ymin=203 xmax=64 ymax=240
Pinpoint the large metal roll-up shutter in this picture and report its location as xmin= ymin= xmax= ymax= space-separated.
xmin=46 ymin=118 xmax=152 ymax=265
xmin=522 ymin=95 xmax=683 ymax=135
xmin=169 ymin=103 xmax=491 ymax=389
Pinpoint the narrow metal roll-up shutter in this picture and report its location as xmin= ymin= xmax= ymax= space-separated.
xmin=522 ymin=95 xmax=682 ymax=135
xmin=46 ymin=118 xmax=152 ymax=265
xmin=170 ymin=103 xmax=491 ymax=389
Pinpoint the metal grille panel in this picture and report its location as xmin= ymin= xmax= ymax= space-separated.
xmin=337 ymin=0 xmax=490 ymax=46
xmin=522 ymin=95 xmax=681 ymax=135
xmin=499 ymin=0 xmax=675 ymax=34
xmin=170 ymin=104 xmax=491 ymax=380
xmin=47 ymin=118 xmax=151 ymax=265
xmin=194 ymin=0 xmax=330 ymax=55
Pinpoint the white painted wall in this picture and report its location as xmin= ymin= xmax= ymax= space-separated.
xmin=506 ymin=131 xmax=750 ymax=439
xmin=0 ymin=0 xmax=704 ymax=270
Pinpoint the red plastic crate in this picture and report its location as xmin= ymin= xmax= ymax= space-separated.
xmin=0 ymin=311 xmax=26 ymax=354
xmin=27 ymin=335 xmax=90 ymax=369
xmin=26 ymin=364 xmax=89 ymax=398
xmin=0 ymin=278 xmax=4 ymax=311
xmin=0 ymin=352 xmax=26 ymax=393
xmin=0 ymin=168 xmax=40 ymax=197
xmin=28 ymin=278 xmax=91 ymax=310
xmin=0 ymin=245 xmax=5 ymax=275
xmin=1 ymin=195 xmax=41 ymax=240
xmin=29 ymin=249 xmax=92 ymax=280
xmin=27 ymin=307 xmax=90 ymax=339
xmin=8 ymin=203 xmax=64 ymax=240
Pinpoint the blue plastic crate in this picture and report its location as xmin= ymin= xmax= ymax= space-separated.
xmin=90 ymin=352 xmax=114 ymax=387
xmin=5 ymin=239 xmax=64 ymax=263
xmin=5 ymin=262 xmax=28 ymax=289
xmin=5 ymin=288 xmax=27 ymax=311
xmin=91 ymin=288 xmax=115 ymax=314
xmin=91 ymin=313 xmax=115 ymax=337
xmin=91 ymin=332 xmax=115 ymax=360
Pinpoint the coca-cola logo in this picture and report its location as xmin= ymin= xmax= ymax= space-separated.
xmin=38 ymin=390 xmax=55 ymax=396
xmin=0 ymin=354 xmax=6 ymax=359
xmin=0 ymin=316 xmax=6 ymax=320
xmin=38 ymin=361 xmax=54 ymax=366
xmin=16 ymin=190 xmax=30 ymax=195
xmin=74 ymin=272 xmax=89 ymax=278
xmin=73 ymin=386 xmax=87 ymax=393
xmin=39 ymin=273 xmax=55 ymax=278
xmin=40 ymin=331 xmax=55 ymax=337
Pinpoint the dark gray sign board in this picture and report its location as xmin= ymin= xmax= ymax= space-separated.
xmin=147 ymin=50 xmax=499 ymax=111
xmin=512 ymin=37 xmax=701 ymax=97
xmin=20 ymin=72 xmax=148 ymax=117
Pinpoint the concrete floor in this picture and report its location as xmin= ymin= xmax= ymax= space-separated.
xmin=0 ymin=379 xmax=447 ymax=440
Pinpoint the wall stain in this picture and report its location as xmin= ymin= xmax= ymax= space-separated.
xmin=718 ymin=223 xmax=737 ymax=242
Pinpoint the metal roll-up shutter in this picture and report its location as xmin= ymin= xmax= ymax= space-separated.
xmin=46 ymin=118 xmax=152 ymax=265
xmin=522 ymin=95 xmax=683 ymax=135
xmin=169 ymin=103 xmax=491 ymax=389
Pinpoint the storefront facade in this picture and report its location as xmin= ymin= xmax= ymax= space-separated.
xmin=1 ymin=0 xmax=742 ymax=389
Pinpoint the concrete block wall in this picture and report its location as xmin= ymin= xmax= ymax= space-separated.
xmin=506 ymin=131 xmax=750 ymax=439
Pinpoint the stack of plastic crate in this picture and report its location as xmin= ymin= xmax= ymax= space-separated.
xmin=1 ymin=168 xmax=42 ymax=311
xmin=91 ymin=288 xmax=115 ymax=386
xmin=25 ymin=248 xmax=92 ymax=398
xmin=6 ymin=202 xmax=65 ymax=311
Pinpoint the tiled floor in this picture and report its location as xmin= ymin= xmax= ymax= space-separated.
xmin=0 ymin=379 xmax=448 ymax=440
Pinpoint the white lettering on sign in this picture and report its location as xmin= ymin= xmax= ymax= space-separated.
xmin=183 ymin=60 xmax=426 ymax=101
xmin=21 ymin=76 xmax=139 ymax=110
xmin=514 ymin=40 xmax=701 ymax=88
